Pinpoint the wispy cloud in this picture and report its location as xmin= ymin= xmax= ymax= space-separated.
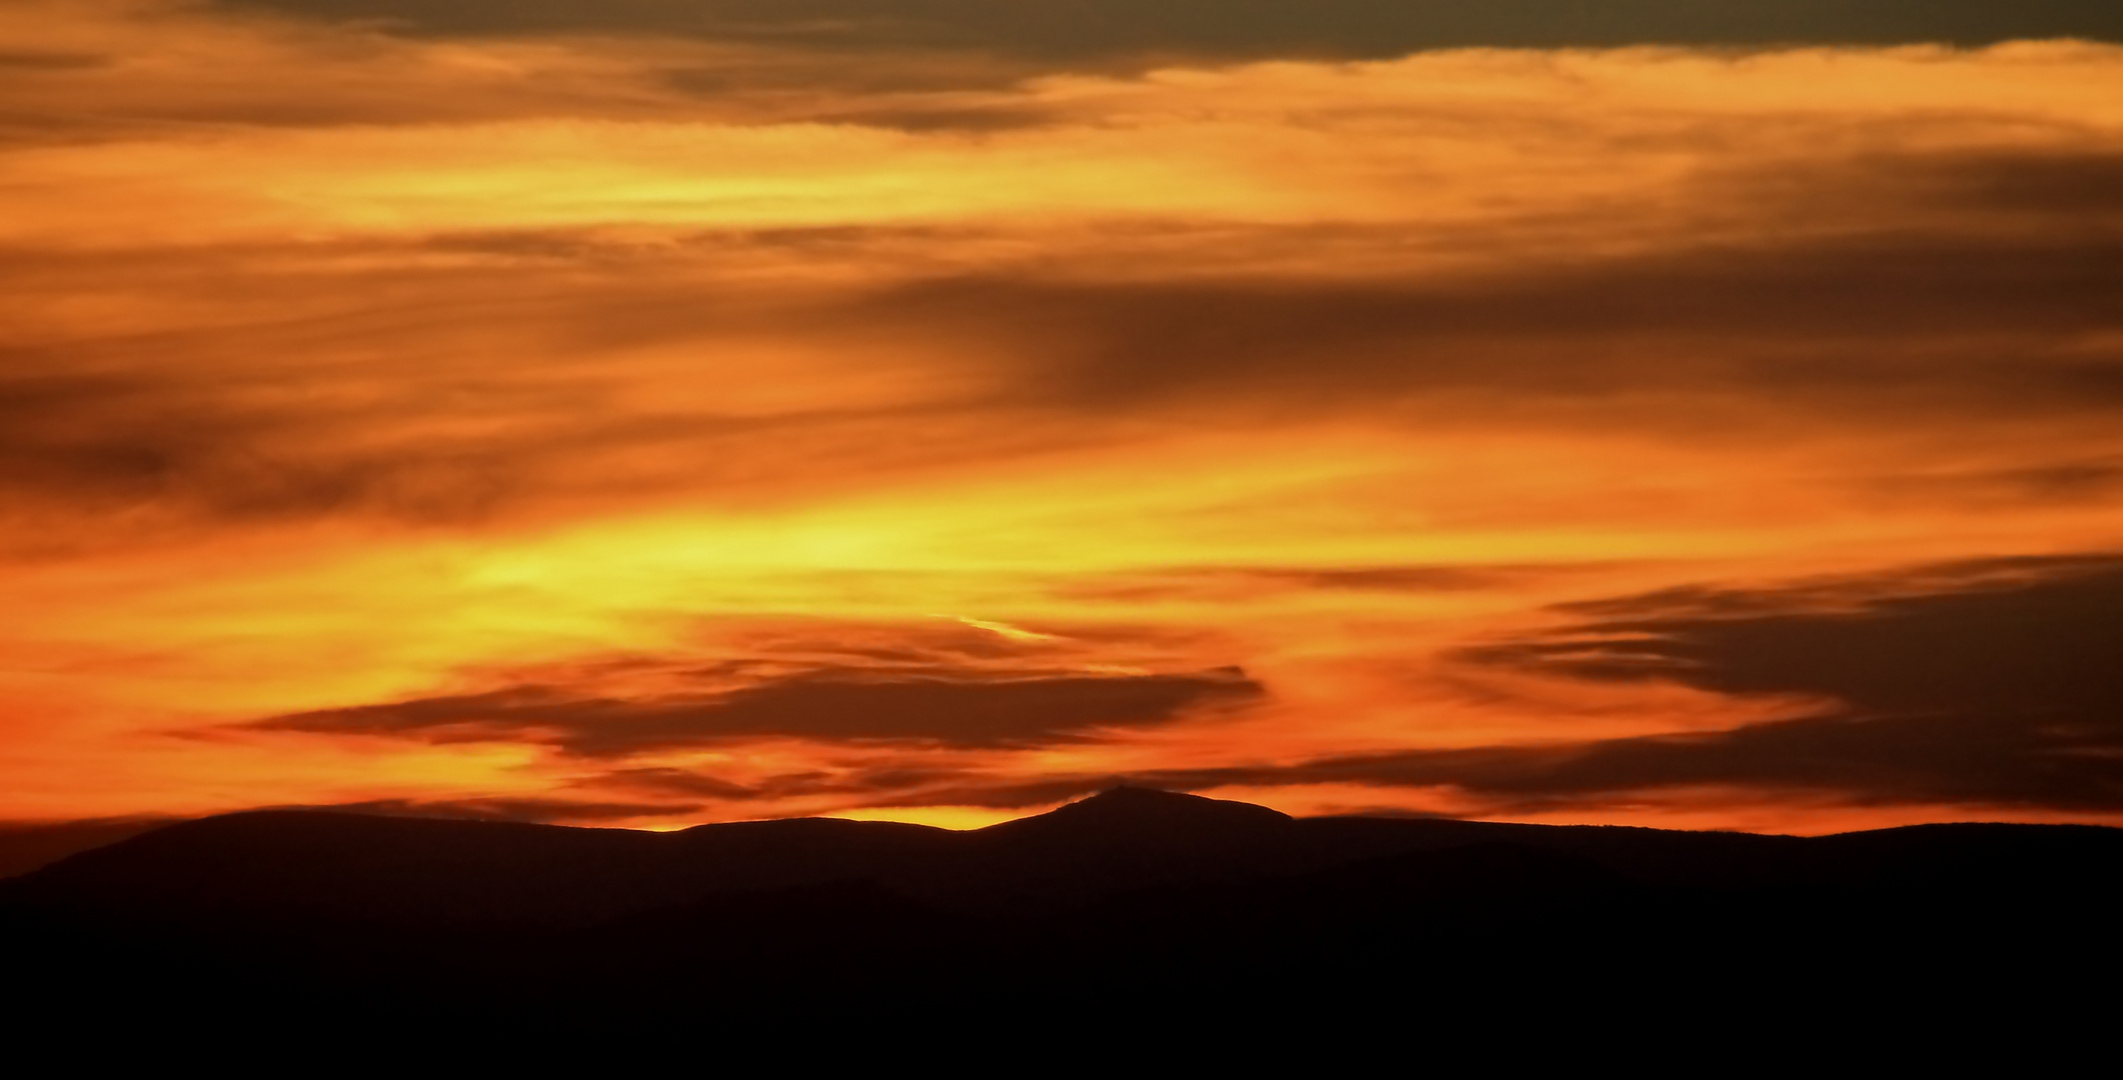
xmin=4 ymin=2 xmax=2121 ymax=830
xmin=249 ymin=666 xmax=1264 ymax=753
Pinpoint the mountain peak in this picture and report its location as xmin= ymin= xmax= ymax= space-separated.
xmin=987 ymin=786 xmax=1292 ymax=839
xmin=1079 ymin=785 xmax=1288 ymax=815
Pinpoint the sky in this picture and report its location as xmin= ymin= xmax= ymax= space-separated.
xmin=2 ymin=0 xmax=2120 ymax=835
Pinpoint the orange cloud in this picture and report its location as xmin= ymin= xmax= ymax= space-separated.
xmin=2 ymin=4 xmax=2120 ymax=832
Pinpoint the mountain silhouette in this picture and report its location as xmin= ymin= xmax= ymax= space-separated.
xmin=5 ymin=788 xmax=2117 ymax=1037
xmin=996 ymin=784 xmax=1292 ymax=831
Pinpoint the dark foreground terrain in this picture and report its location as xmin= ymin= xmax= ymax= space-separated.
xmin=6 ymin=788 xmax=2118 ymax=1039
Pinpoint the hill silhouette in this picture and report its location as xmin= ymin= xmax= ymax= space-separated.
xmin=5 ymin=788 xmax=2117 ymax=1036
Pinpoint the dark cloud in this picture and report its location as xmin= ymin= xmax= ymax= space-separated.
xmin=591 ymin=764 xmax=983 ymax=803
xmin=886 ymin=712 xmax=2122 ymax=814
xmin=231 ymin=1 xmax=2123 ymax=61
xmin=248 ymin=667 xmax=1264 ymax=754
xmin=329 ymin=795 xmax=699 ymax=823
xmin=849 ymin=555 xmax=2123 ymax=814
xmin=1481 ymin=554 xmax=2123 ymax=717
xmin=857 ymin=775 xmax=1129 ymax=809
xmin=1894 ymin=149 xmax=2123 ymax=220
xmin=586 ymin=766 xmax=1149 ymax=811
xmin=1079 ymin=705 xmax=2123 ymax=814
xmin=1703 ymin=148 xmax=2123 ymax=235
xmin=1854 ymin=457 xmax=2123 ymax=510
xmin=0 ymin=292 xmax=1042 ymax=547
xmin=790 ymin=102 xmax=1060 ymax=133
xmin=591 ymin=767 xmax=827 ymax=801
xmin=0 ymin=367 xmax=520 ymax=544
xmin=8 ymin=141 xmax=2119 ymax=546
xmin=193 ymin=555 xmax=2123 ymax=816
xmin=1061 ymin=564 xmax=1567 ymax=603
xmin=853 ymin=224 xmax=2123 ymax=413
xmin=1999 ymin=460 xmax=2123 ymax=500
xmin=1386 ymin=554 xmax=2123 ymax=810
xmin=0 ymin=51 xmax=109 ymax=71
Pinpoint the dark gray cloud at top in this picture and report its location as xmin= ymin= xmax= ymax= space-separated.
xmin=231 ymin=1 xmax=2123 ymax=60
xmin=246 ymin=666 xmax=1264 ymax=754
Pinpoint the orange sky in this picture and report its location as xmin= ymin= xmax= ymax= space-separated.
xmin=3 ymin=1 xmax=2121 ymax=833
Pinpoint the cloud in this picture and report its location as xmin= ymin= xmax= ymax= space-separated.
xmin=1372 ymin=555 xmax=2123 ymax=810
xmin=0 ymin=0 xmax=1045 ymax=138
xmin=1060 ymin=563 xmax=1572 ymax=603
xmin=811 ymin=555 xmax=2121 ymax=815
xmin=247 ymin=666 xmax=1264 ymax=754
xmin=231 ymin=0 xmax=2123 ymax=61
xmin=8 ymin=202 xmax=2118 ymax=547
xmin=589 ymin=764 xmax=980 ymax=803
xmin=9 ymin=152 xmax=2120 ymax=550
xmin=0 ymin=50 xmax=109 ymax=71
xmin=9 ymin=12 xmax=2123 ymax=834
xmin=578 ymin=763 xmax=1144 ymax=812
xmin=844 ymin=227 xmax=2123 ymax=418
xmin=1475 ymin=554 xmax=2123 ymax=716
xmin=1083 ymin=705 xmax=2123 ymax=814
xmin=9 ymin=42 xmax=2121 ymax=549
xmin=0 ymin=368 xmax=522 ymax=537
xmin=328 ymin=795 xmax=700 ymax=823
xmin=878 ymin=707 xmax=2122 ymax=815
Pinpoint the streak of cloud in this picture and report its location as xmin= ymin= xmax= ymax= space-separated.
xmin=4 ymin=2 xmax=2122 ymax=831
xmin=228 ymin=0 xmax=2123 ymax=60
xmin=248 ymin=666 xmax=1265 ymax=754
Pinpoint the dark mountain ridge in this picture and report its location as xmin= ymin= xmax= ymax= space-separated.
xmin=6 ymin=788 xmax=2117 ymax=1032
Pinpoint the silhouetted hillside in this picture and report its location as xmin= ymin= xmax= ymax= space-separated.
xmin=0 ymin=818 xmax=174 ymax=880
xmin=5 ymin=788 xmax=2117 ymax=1035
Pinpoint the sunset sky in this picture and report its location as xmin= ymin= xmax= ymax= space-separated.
xmin=3 ymin=0 xmax=2120 ymax=836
